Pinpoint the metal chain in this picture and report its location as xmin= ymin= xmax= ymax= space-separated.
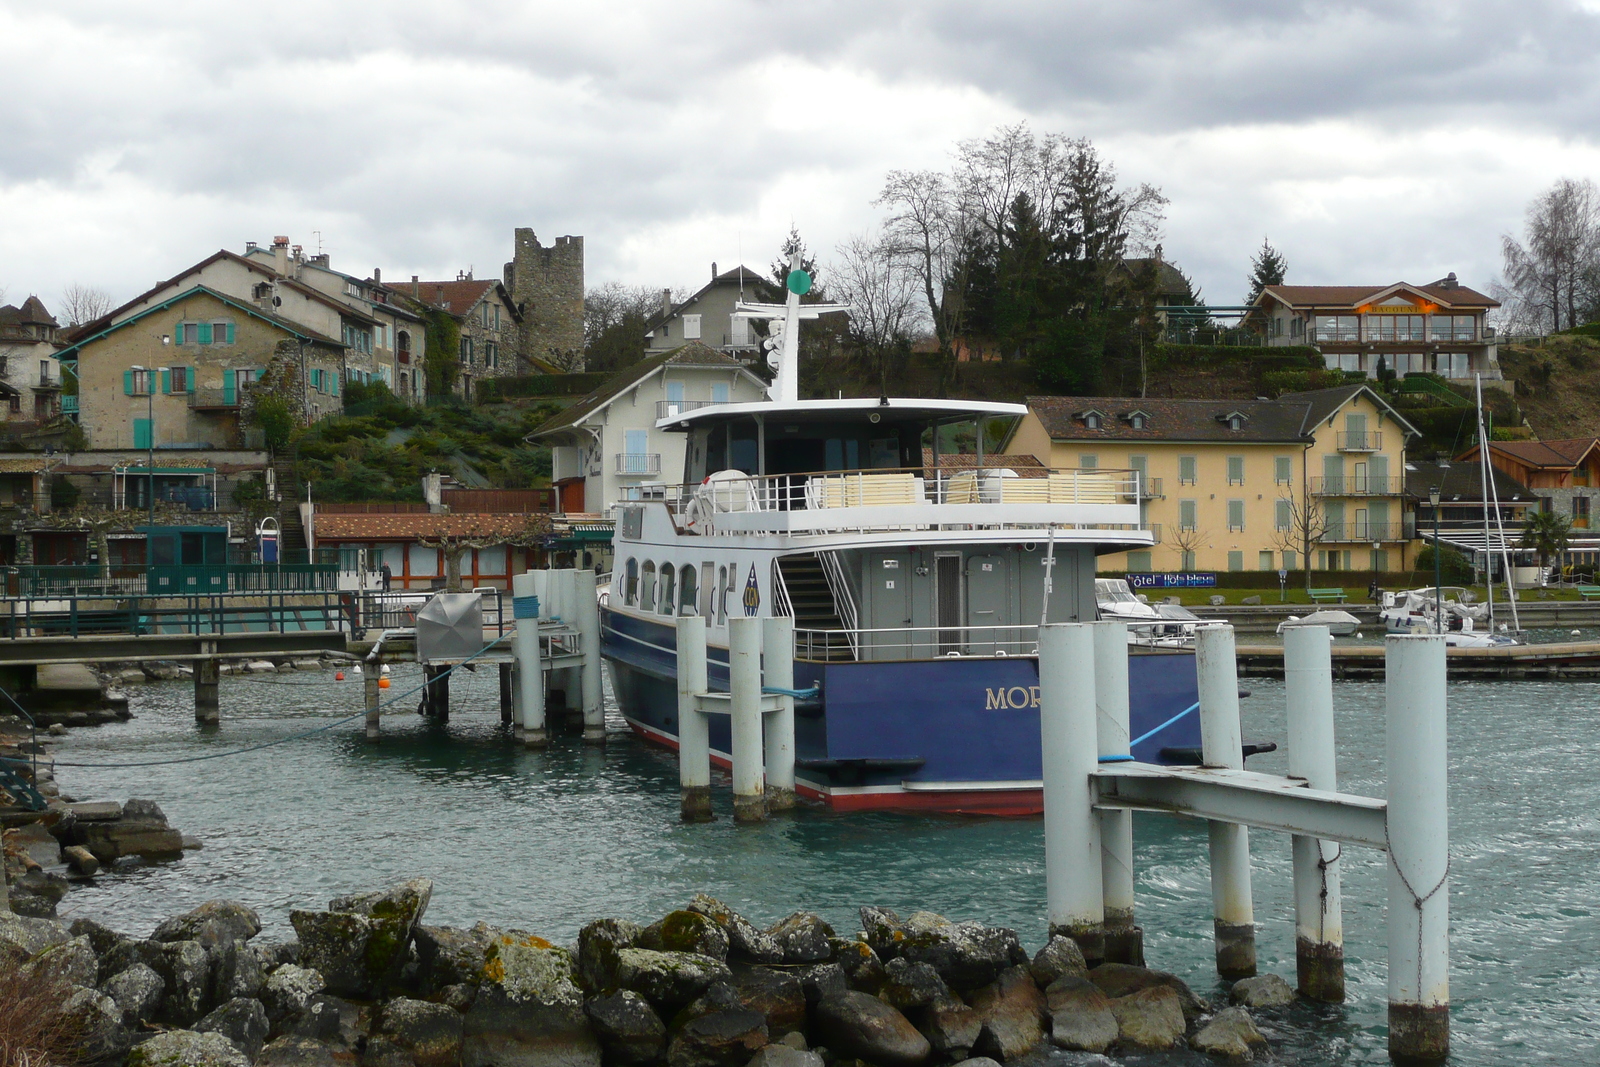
xmin=1385 ymin=821 xmax=1451 ymax=995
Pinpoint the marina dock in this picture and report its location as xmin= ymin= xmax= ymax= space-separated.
xmin=1236 ymin=639 xmax=1600 ymax=678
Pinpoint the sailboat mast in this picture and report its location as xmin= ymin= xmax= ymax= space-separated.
xmin=1477 ymin=374 xmax=1521 ymax=632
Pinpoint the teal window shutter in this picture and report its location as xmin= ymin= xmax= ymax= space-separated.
xmin=197 ymin=322 xmax=213 ymax=345
xmin=133 ymin=418 xmax=151 ymax=450
xmin=332 ymin=372 xmax=340 ymax=397
xmin=161 ymin=369 xmax=171 ymax=394
xmin=226 ymin=323 xmax=235 ymax=344
xmin=124 ymin=369 xmax=134 ymax=396
xmin=186 ymin=366 xmax=196 ymax=393
xmin=174 ymin=323 xmax=185 ymax=345
xmin=223 ymin=373 xmax=236 ymax=406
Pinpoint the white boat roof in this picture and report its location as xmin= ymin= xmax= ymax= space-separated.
xmin=656 ymin=397 xmax=1027 ymax=430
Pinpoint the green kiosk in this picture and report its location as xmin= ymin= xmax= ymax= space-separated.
xmin=139 ymin=526 xmax=229 ymax=595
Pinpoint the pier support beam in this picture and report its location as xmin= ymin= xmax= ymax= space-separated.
xmin=1197 ymin=625 xmax=1256 ymax=980
xmin=728 ymin=617 xmax=766 ymax=824
xmin=1285 ymin=625 xmax=1345 ymax=1002
xmin=762 ymin=615 xmax=796 ymax=811
xmin=513 ymin=571 xmax=545 ymax=748
xmin=365 ymin=659 xmax=382 ymax=743
xmin=423 ymin=665 xmax=450 ymax=721
xmin=676 ymin=617 xmax=712 ymax=822
xmin=1093 ymin=620 xmax=1142 ymax=966
xmin=499 ymin=663 xmax=513 ymax=725
xmin=577 ymin=571 xmax=605 ymax=745
xmin=1387 ymin=635 xmax=1450 ymax=1064
xmin=1040 ymin=623 xmax=1104 ymax=963
xmin=194 ymin=645 xmax=219 ymax=726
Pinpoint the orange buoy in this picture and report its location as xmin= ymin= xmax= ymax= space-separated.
xmin=335 ymin=671 xmax=346 ymax=681
xmin=378 ymin=676 xmax=390 ymax=689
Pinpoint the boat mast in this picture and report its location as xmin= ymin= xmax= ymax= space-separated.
xmin=1477 ymin=374 xmax=1520 ymax=632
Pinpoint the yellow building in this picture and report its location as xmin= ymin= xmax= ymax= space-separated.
xmin=1006 ymin=386 xmax=1419 ymax=576
xmin=61 ymin=285 xmax=347 ymax=450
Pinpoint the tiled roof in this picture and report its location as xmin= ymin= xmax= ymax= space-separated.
xmin=921 ymin=449 xmax=1046 ymax=472
xmin=1476 ymin=438 xmax=1600 ymax=469
xmin=1405 ymin=460 xmax=1534 ymax=502
xmin=1027 ymin=396 xmax=1313 ymax=443
xmin=0 ymin=297 xmax=58 ymax=327
xmin=1260 ymin=281 xmax=1498 ymax=310
xmin=314 ymin=513 xmax=551 ymax=540
xmin=530 ymin=342 xmax=752 ymax=436
xmin=55 ymin=285 xmax=345 ymax=357
xmin=646 ymin=266 xmax=778 ymax=329
xmin=0 ymin=457 xmax=46 ymax=473
xmin=396 ymin=279 xmax=497 ymax=317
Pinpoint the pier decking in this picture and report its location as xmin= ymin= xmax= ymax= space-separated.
xmin=1236 ymin=640 xmax=1600 ymax=679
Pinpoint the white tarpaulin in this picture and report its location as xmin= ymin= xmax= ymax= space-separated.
xmin=416 ymin=592 xmax=485 ymax=662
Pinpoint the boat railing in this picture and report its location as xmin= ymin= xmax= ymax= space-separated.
xmin=663 ymin=466 xmax=1143 ymax=535
xmin=794 ymin=622 xmax=1044 ymax=662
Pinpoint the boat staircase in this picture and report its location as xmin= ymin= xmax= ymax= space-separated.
xmin=776 ymin=553 xmax=855 ymax=662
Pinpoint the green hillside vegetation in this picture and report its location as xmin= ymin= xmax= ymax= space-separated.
xmin=1497 ymin=329 xmax=1600 ymax=440
xmin=287 ymin=382 xmax=561 ymax=501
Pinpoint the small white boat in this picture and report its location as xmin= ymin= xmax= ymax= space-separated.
xmin=1096 ymin=579 xmax=1198 ymax=646
xmin=1277 ymin=609 xmax=1362 ymax=637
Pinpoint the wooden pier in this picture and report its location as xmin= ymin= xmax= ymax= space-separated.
xmin=1236 ymin=640 xmax=1600 ymax=679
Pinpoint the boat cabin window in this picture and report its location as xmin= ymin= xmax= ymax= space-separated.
xmin=658 ymin=563 xmax=676 ymax=615
xmin=699 ymin=563 xmax=714 ymax=617
xmin=716 ymin=564 xmax=728 ymax=622
xmin=624 ymin=558 xmax=638 ymax=606
xmin=679 ymin=565 xmax=697 ymax=615
xmin=691 ymin=416 xmax=922 ymax=482
xmin=640 ymin=562 xmax=656 ymax=611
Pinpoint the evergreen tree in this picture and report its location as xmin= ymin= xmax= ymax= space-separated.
xmin=1246 ymin=238 xmax=1288 ymax=305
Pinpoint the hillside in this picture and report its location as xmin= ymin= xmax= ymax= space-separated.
xmin=1497 ymin=332 xmax=1600 ymax=439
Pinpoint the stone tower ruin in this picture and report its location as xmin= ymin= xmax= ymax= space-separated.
xmin=504 ymin=229 xmax=585 ymax=372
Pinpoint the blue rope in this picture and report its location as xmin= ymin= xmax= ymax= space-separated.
xmin=1096 ymin=754 xmax=1136 ymax=763
xmin=762 ymin=686 xmax=820 ymax=699
xmin=1121 ymin=700 xmax=1201 ymax=752
xmin=47 ymin=636 xmax=511 ymax=769
xmin=512 ymin=595 xmax=541 ymax=620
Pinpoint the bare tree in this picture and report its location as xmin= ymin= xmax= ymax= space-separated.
xmin=417 ymin=516 xmax=550 ymax=591
xmin=1167 ymin=522 xmax=1210 ymax=571
xmin=1496 ymin=178 xmax=1600 ymax=334
xmin=875 ymin=168 xmax=967 ymax=361
xmin=57 ymin=284 xmax=115 ymax=327
xmin=1270 ymin=491 xmax=1330 ymax=589
xmin=830 ymin=230 xmax=921 ymax=391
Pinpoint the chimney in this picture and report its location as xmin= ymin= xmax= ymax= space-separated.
xmin=272 ymin=236 xmax=290 ymax=276
xmin=373 ymin=267 xmax=381 ymax=284
xmin=436 ymin=285 xmax=446 ymax=305
xmin=661 ymin=288 xmax=672 ymax=318
xmin=712 ymin=261 xmax=718 ymax=279
xmin=245 ymin=240 xmax=258 ymax=253
xmin=1443 ymin=271 xmax=1459 ymax=289
xmin=411 ymin=275 xmax=419 ymax=297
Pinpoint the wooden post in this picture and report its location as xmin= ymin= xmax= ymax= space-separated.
xmin=364 ymin=661 xmax=381 ymax=742
xmin=498 ymin=662 xmax=513 ymax=724
xmin=194 ymin=642 xmax=219 ymax=725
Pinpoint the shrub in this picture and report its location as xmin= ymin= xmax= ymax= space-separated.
xmin=1416 ymin=544 xmax=1474 ymax=585
xmin=0 ymin=964 xmax=81 ymax=1067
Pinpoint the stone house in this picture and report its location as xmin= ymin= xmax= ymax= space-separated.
xmin=0 ymin=296 xmax=66 ymax=423
xmin=1008 ymin=385 xmax=1420 ymax=574
xmin=503 ymin=229 xmax=585 ymax=370
xmin=387 ymin=275 xmax=525 ymax=400
xmin=529 ymin=342 xmax=769 ymax=516
xmin=60 ymin=286 xmax=346 ymax=449
xmin=645 ymin=265 xmax=780 ymax=360
xmin=1460 ymin=438 xmax=1600 ymax=531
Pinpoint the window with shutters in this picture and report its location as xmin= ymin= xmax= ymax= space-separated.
xmin=1178 ymin=499 xmax=1197 ymax=530
xmin=1275 ymin=455 xmax=1292 ymax=484
xmin=168 ymin=366 xmax=188 ymax=393
xmin=212 ymin=321 xmax=230 ymax=345
xmin=1283 ymin=549 xmax=1297 ymax=570
xmin=1275 ymin=498 xmax=1292 ymax=530
xmin=1259 ymin=550 xmax=1275 ymax=571
xmin=1227 ymin=499 xmax=1245 ymax=531
xmin=1126 ymin=551 xmax=1152 ymax=572
xmin=129 ymin=368 xmax=155 ymax=395
xmin=683 ymin=314 xmax=702 ymax=340
xmin=460 ymin=338 xmax=472 ymax=364
xmin=1179 ymin=455 xmax=1197 ymax=484
xmin=1228 ymin=550 xmax=1244 ymax=571
xmin=1180 ymin=550 xmax=1196 ymax=571
xmin=1079 ymin=454 xmax=1098 ymax=469
xmin=1227 ymin=456 xmax=1244 ymax=485
xmin=485 ymin=341 xmax=497 ymax=368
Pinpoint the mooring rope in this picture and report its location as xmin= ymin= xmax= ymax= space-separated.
xmin=45 ymin=637 xmax=510 ymax=770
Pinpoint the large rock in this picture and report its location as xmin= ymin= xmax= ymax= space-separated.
xmin=256 ymin=941 xmax=303 ymax=972
xmin=101 ymin=938 xmax=167 ymax=983
xmin=128 ymin=1029 xmax=250 ymax=1067
xmin=292 ymin=879 xmax=433 ymax=999
xmin=415 ymin=924 xmax=494 ymax=993
xmin=1191 ymin=1007 xmax=1268 ymax=1062
xmin=814 ymin=990 xmax=930 ymax=1067
xmin=1229 ymin=973 xmax=1295 ymax=1009
xmin=154 ymin=901 xmax=262 ymax=949
xmin=262 ymin=964 xmax=327 ymax=1021
xmin=1108 ymin=987 xmax=1185 ymax=1051
xmin=463 ymin=936 xmax=600 ymax=1067
xmin=212 ymin=939 xmax=265 ymax=1002
xmin=1044 ymin=976 xmax=1116 ymax=1054
xmin=879 ymin=958 xmax=949 ymax=1012
xmin=858 ymin=907 xmax=905 ymax=958
xmin=911 ymin=993 xmax=981 ymax=1060
xmin=858 ymin=909 xmax=1025 ymax=991
xmin=1089 ymin=963 xmax=1208 ymax=1022
xmin=289 ymin=996 xmax=353 ymax=1044
xmin=574 ymin=919 xmax=643 ymax=994
xmin=831 ymin=939 xmax=886 ymax=994
xmin=157 ymin=939 xmax=216 ymax=1026
xmin=674 ymin=981 xmax=744 ymax=1025
xmin=1028 ymin=936 xmax=1087 ymax=988
xmin=10 ymin=870 xmax=68 ymax=916
xmin=584 ymin=991 xmax=666 ymax=1065
xmin=102 ymin=962 xmax=166 ymax=1027
xmin=796 ymin=963 xmax=847 ymax=1006
xmin=744 ymin=1047 xmax=823 ymax=1067
xmin=687 ymin=895 xmax=782 ymax=963
xmin=62 ymin=986 xmax=134 ymax=1065
xmin=21 ymin=934 xmax=99 ymax=988
xmin=78 ymin=820 xmax=184 ymax=863
xmin=730 ymin=964 xmax=806 ymax=1037
xmin=0 ymin=912 xmax=69 ymax=962
xmin=373 ymin=997 xmax=465 ymax=1067
xmin=763 ymin=913 xmax=834 ymax=964
xmin=256 ymin=1036 xmax=351 ymax=1067
xmin=614 ymin=948 xmax=732 ymax=1011
xmin=967 ymin=966 xmax=1043 ymax=1061
xmin=70 ymin=917 xmax=130 ymax=961
xmin=640 ymin=911 xmax=729 ymax=961
xmin=196 ymin=997 xmax=272 ymax=1061
xmin=664 ymin=1010 xmax=767 ymax=1067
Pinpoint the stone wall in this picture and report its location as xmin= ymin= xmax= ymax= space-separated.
xmin=504 ymin=230 xmax=585 ymax=371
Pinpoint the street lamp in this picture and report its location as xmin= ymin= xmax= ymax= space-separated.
xmin=133 ymin=334 xmax=169 ymax=555
xmin=1428 ymin=485 xmax=1442 ymax=634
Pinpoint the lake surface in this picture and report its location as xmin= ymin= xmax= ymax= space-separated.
xmin=45 ymin=663 xmax=1600 ymax=1065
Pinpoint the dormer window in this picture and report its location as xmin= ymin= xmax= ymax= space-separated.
xmin=1122 ymin=410 xmax=1152 ymax=430
xmin=1077 ymin=409 xmax=1107 ymax=430
xmin=1217 ymin=410 xmax=1248 ymax=431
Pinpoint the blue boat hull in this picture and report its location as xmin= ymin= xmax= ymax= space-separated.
xmin=602 ymin=608 xmax=1201 ymax=815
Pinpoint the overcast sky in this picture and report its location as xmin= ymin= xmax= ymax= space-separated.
xmin=4 ymin=0 xmax=1600 ymax=319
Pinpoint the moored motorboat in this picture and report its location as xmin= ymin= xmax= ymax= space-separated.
xmin=1277 ymin=609 xmax=1362 ymax=637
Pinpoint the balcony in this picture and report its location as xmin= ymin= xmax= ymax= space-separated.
xmin=656 ymin=399 xmax=724 ymax=420
xmin=615 ymin=453 xmax=662 ymax=475
xmin=189 ymin=388 xmax=240 ymax=411
xmin=60 ymin=395 xmax=77 ymax=415
xmin=1336 ymin=431 xmax=1383 ymax=452
xmin=1309 ymin=476 xmax=1403 ymax=495
xmin=1145 ymin=523 xmax=1163 ymax=544
xmin=1124 ymin=476 xmax=1163 ymax=501
xmin=1323 ymin=521 xmax=1405 ymax=543
xmin=36 ymin=376 xmax=61 ymax=391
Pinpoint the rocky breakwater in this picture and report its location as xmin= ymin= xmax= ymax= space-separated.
xmin=1 ymin=880 xmax=1300 ymax=1067
xmin=3 ymin=798 xmax=200 ymax=917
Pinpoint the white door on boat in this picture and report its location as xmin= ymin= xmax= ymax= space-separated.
xmin=966 ymin=554 xmax=1006 ymax=656
xmin=864 ymin=550 xmax=913 ymax=659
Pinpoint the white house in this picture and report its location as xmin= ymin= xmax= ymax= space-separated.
xmin=530 ymin=342 xmax=768 ymax=515
xmin=644 ymin=264 xmax=779 ymax=360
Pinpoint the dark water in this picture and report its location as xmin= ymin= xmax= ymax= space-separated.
xmin=44 ymin=664 xmax=1600 ymax=1065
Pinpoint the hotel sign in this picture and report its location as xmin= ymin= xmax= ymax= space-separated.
xmin=1127 ymin=572 xmax=1216 ymax=589
xmin=1367 ymin=304 xmax=1422 ymax=314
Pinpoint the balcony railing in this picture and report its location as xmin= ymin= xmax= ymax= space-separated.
xmin=1309 ymin=476 xmax=1403 ymax=496
xmin=60 ymin=396 xmax=77 ymax=414
xmin=656 ymin=399 xmax=725 ymax=419
xmin=1336 ymin=431 xmax=1383 ymax=452
xmin=189 ymin=388 xmax=239 ymax=410
xmin=1124 ymin=476 xmax=1163 ymax=501
xmin=1323 ymin=521 xmax=1405 ymax=543
xmin=615 ymin=453 xmax=662 ymax=475
xmin=1307 ymin=326 xmax=1489 ymax=345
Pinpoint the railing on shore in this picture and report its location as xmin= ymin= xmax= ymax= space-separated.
xmin=0 ymin=590 xmax=351 ymax=639
xmin=4 ymin=563 xmax=339 ymax=598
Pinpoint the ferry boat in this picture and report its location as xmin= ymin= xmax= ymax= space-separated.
xmin=598 ymin=260 xmax=1201 ymax=815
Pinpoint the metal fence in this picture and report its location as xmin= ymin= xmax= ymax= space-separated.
xmin=0 ymin=590 xmax=351 ymax=640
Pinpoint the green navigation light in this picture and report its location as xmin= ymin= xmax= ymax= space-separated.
xmin=786 ymin=269 xmax=812 ymax=296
